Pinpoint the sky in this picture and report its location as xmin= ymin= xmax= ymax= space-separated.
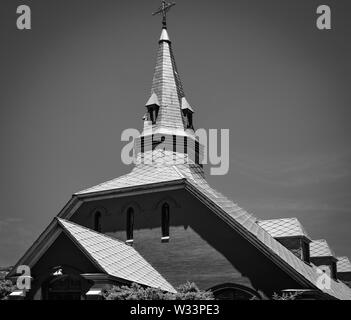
xmin=0 ymin=0 xmax=351 ymax=266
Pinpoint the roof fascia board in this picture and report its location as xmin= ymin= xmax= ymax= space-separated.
xmin=275 ymin=235 xmax=312 ymax=243
xmin=6 ymin=219 xmax=59 ymax=278
xmin=75 ymin=179 xmax=186 ymax=199
xmin=57 ymin=197 xmax=84 ymax=219
xmin=61 ymin=179 xmax=186 ymax=220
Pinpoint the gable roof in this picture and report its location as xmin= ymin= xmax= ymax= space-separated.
xmin=57 ymin=219 xmax=176 ymax=292
xmin=257 ymin=218 xmax=311 ymax=240
xmin=337 ymin=257 xmax=351 ymax=273
xmin=7 ymin=217 xmax=175 ymax=293
xmin=69 ymin=164 xmax=351 ymax=300
xmin=310 ymin=239 xmax=335 ymax=258
xmin=145 ymin=92 xmax=160 ymax=108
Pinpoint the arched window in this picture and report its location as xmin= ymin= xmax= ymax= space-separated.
xmin=126 ymin=208 xmax=134 ymax=243
xmin=182 ymin=109 xmax=194 ymax=130
xmin=186 ymin=112 xmax=193 ymax=129
xmin=94 ymin=211 xmax=102 ymax=232
xmin=148 ymin=106 xmax=159 ymax=125
xmin=210 ymin=283 xmax=262 ymax=300
xmin=161 ymin=203 xmax=170 ymax=242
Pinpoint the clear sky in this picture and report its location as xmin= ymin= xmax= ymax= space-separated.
xmin=1 ymin=0 xmax=351 ymax=266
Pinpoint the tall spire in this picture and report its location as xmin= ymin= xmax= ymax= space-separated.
xmin=145 ymin=1 xmax=194 ymax=132
xmin=137 ymin=1 xmax=201 ymax=171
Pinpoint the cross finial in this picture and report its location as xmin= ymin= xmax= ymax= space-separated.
xmin=152 ymin=1 xmax=176 ymax=28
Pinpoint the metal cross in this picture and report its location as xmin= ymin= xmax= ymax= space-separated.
xmin=152 ymin=1 xmax=176 ymax=28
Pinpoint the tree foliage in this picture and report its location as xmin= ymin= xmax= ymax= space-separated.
xmin=0 ymin=279 xmax=16 ymax=300
xmin=272 ymin=291 xmax=300 ymax=300
xmin=104 ymin=282 xmax=214 ymax=300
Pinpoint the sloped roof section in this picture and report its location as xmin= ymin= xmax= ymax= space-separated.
xmin=257 ymin=218 xmax=311 ymax=240
xmin=76 ymin=165 xmax=184 ymax=195
xmin=57 ymin=218 xmax=176 ymax=293
xmin=145 ymin=92 xmax=160 ymax=108
xmin=74 ymin=164 xmax=351 ymax=300
xmin=177 ymin=166 xmax=351 ymax=300
xmin=337 ymin=257 xmax=351 ymax=273
xmin=310 ymin=239 xmax=335 ymax=258
xmin=181 ymin=97 xmax=194 ymax=112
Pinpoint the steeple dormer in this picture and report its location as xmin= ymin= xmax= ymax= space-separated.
xmin=145 ymin=92 xmax=160 ymax=124
xmin=181 ymin=97 xmax=194 ymax=130
xmin=310 ymin=239 xmax=338 ymax=280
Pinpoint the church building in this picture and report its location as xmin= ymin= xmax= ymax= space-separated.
xmin=7 ymin=2 xmax=351 ymax=300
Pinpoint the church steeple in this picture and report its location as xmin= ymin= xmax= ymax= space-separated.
xmin=136 ymin=2 xmax=201 ymax=170
xmin=145 ymin=1 xmax=194 ymax=132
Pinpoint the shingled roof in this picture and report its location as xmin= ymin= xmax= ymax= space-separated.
xmin=257 ymin=218 xmax=311 ymax=240
xmin=76 ymin=163 xmax=184 ymax=195
xmin=72 ymin=163 xmax=351 ymax=300
xmin=310 ymin=239 xmax=335 ymax=258
xmin=58 ymin=218 xmax=176 ymax=292
xmin=337 ymin=257 xmax=351 ymax=273
xmin=8 ymin=15 xmax=351 ymax=301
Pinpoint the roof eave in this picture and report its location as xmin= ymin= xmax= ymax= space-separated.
xmin=59 ymin=179 xmax=186 ymax=220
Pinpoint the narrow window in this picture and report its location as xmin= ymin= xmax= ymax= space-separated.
xmin=187 ymin=113 xmax=193 ymax=129
xmin=161 ymin=203 xmax=170 ymax=242
xmin=332 ymin=262 xmax=337 ymax=280
xmin=173 ymin=135 xmax=176 ymax=153
xmin=94 ymin=211 xmax=102 ymax=232
xmin=141 ymin=136 xmax=144 ymax=154
xmin=195 ymin=141 xmax=199 ymax=164
xmin=148 ymin=107 xmax=159 ymax=125
xmin=126 ymin=208 xmax=134 ymax=243
xmin=148 ymin=109 xmax=155 ymax=124
xmin=302 ymin=241 xmax=310 ymax=263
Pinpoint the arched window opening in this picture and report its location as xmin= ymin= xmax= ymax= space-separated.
xmin=94 ymin=212 xmax=102 ymax=233
xmin=186 ymin=112 xmax=193 ymax=129
xmin=126 ymin=208 xmax=134 ymax=244
xmin=45 ymin=274 xmax=83 ymax=300
xmin=161 ymin=203 xmax=170 ymax=242
xmin=195 ymin=141 xmax=200 ymax=165
xmin=148 ymin=106 xmax=159 ymax=125
xmin=210 ymin=283 xmax=262 ymax=300
xmin=182 ymin=109 xmax=194 ymax=130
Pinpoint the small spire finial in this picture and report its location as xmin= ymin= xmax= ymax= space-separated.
xmin=152 ymin=1 xmax=176 ymax=28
